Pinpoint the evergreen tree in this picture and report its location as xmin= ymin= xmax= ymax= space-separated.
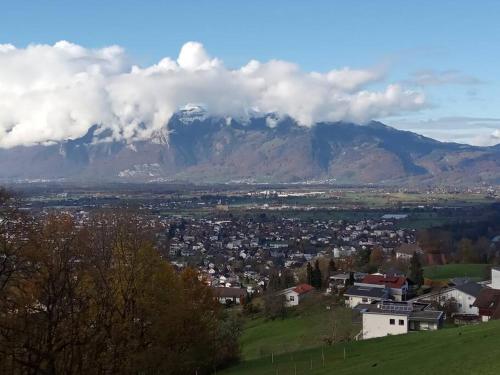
xmin=280 ymin=268 xmax=295 ymax=289
xmin=328 ymin=259 xmax=337 ymax=274
xmin=306 ymin=262 xmax=313 ymax=285
xmin=409 ymin=251 xmax=424 ymax=288
xmin=268 ymin=270 xmax=281 ymax=291
xmin=312 ymin=259 xmax=322 ymax=289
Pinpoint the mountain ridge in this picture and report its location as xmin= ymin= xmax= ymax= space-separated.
xmin=0 ymin=114 xmax=498 ymax=185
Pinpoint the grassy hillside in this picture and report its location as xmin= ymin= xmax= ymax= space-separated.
xmin=423 ymin=263 xmax=490 ymax=281
xmin=222 ymin=320 xmax=500 ymax=375
xmin=241 ymin=297 xmax=357 ymax=360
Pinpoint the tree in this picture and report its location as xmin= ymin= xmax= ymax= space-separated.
xmin=311 ymin=260 xmax=322 ymax=289
xmin=0 ymin=209 xmax=239 ymax=375
xmin=280 ymin=268 xmax=295 ymax=289
xmin=268 ymin=270 xmax=281 ymax=291
xmin=355 ymin=248 xmax=371 ymax=270
xmin=263 ymin=292 xmax=287 ymax=320
xmin=458 ymin=238 xmax=478 ymax=263
xmin=369 ymin=246 xmax=384 ymax=270
xmin=306 ymin=262 xmax=313 ymax=285
xmin=408 ymin=251 xmax=424 ymax=288
xmin=328 ymin=259 xmax=337 ymax=275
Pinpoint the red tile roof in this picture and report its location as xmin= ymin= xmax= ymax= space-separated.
xmin=293 ymin=284 xmax=314 ymax=295
xmin=361 ymin=275 xmax=407 ymax=289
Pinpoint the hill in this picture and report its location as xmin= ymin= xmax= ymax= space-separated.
xmin=221 ymin=319 xmax=500 ymax=375
xmin=0 ymin=110 xmax=499 ymax=184
xmin=240 ymin=296 xmax=357 ymax=360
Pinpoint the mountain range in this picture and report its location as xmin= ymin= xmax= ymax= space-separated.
xmin=1 ymin=107 xmax=499 ymax=185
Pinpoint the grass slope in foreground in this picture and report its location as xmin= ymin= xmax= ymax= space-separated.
xmin=221 ymin=320 xmax=500 ymax=375
xmin=241 ymin=298 xmax=356 ymax=360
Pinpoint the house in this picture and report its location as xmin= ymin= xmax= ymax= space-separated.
xmin=211 ymin=287 xmax=246 ymax=305
xmin=472 ymin=288 xmax=500 ymax=321
xmin=278 ymin=284 xmax=314 ymax=307
xmin=395 ymin=243 xmax=423 ymax=261
xmin=491 ymin=267 xmax=500 ymax=289
xmin=355 ymin=274 xmax=408 ymax=301
xmin=344 ymin=285 xmax=391 ymax=308
xmin=328 ymin=272 xmax=351 ymax=290
xmin=358 ymin=300 xmax=444 ymax=339
xmin=410 ymin=281 xmax=483 ymax=315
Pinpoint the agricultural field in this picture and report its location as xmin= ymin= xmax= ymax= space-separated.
xmin=424 ymin=263 xmax=491 ymax=282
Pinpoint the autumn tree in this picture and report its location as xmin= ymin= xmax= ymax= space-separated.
xmin=458 ymin=238 xmax=479 ymax=263
xmin=369 ymin=246 xmax=384 ymax=271
xmin=0 ymin=209 xmax=239 ymax=375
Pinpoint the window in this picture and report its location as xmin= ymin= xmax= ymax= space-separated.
xmin=289 ymin=295 xmax=295 ymax=301
xmin=362 ymin=298 xmax=368 ymax=303
xmin=399 ymin=319 xmax=404 ymax=326
xmin=390 ymin=319 xmax=395 ymax=325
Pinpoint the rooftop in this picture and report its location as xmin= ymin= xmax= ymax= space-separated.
xmin=358 ymin=300 xmax=443 ymax=322
xmin=360 ymin=275 xmax=407 ymax=289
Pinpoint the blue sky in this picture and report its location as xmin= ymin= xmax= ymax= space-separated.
xmin=1 ymin=0 xmax=500 ymax=145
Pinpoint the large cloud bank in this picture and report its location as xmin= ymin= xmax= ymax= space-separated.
xmin=0 ymin=41 xmax=426 ymax=148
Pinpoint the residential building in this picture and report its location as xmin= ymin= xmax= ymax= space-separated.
xmin=344 ymin=285 xmax=391 ymax=308
xmin=410 ymin=281 xmax=483 ymax=315
xmin=473 ymin=288 xmax=500 ymax=321
xmin=211 ymin=287 xmax=246 ymax=305
xmin=355 ymin=274 xmax=408 ymax=301
xmin=358 ymin=300 xmax=444 ymax=339
xmin=278 ymin=284 xmax=314 ymax=307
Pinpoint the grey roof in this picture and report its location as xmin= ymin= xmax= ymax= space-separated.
xmin=211 ymin=287 xmax=246 ymax=298
xmin=358 ymin=300 xmax=443 ymax=322
xmin=455 ymin=281 xmax=483 ymax=298
xmin=409 ymin=310 xmax=444 ymax=322
xmin=345 ymin=285 xmax=389 ymax=299
xmin=330 ymin=272 xmax=350 ymax=280
xmin=450 ymin=277 xmax=472 ymax=286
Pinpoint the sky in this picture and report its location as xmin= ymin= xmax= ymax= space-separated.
xmin=0 ymin=0 xmax=499 ymax=146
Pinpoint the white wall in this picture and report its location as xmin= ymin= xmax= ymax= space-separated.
xmin=414 ymin=288 xmax=478 ymax=315
xmin=345 ymin=295 xmax=379 ymax=308
xmin=285 ymin=291 xmax=299 ymax=307
xmin=492 ymin=268 xmax=500 ymax=290
xmin=362 ymin=313 xmax=408 ymax=339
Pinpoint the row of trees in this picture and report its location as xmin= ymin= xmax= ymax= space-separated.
xmin=0 ymin=189 xmax=239 ymax=374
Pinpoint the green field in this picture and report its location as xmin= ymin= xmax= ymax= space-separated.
xmin=221 ymin=320 xmax=500 ymax=375
xmin=241 ymin=297 xmax=357 ymax=360
xmin=424 ymin=263 xmax=490 ymax=281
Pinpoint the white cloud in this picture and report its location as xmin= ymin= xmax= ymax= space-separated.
xmin=392 ymin=116 xmax=500 ymax=146
xmin=0 ymin=41 xmax=427 ymax=148
xmin=408 ymin=69 xmax=482 ymax=86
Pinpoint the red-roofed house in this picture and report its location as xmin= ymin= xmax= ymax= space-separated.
xmin=473 ymin=288 xmax=500 ymax=322
xmin=278 ymin=284 xmax=315 ymax=307
xmin=355 ymin=275 xmax=409 ymax=301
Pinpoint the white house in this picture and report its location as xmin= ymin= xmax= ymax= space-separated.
xmin=278 ymin=284 xmax=314 ymax=307
xmin=358 ymin=301 xmax=444 ymax=339
xmin=355 ymin=275 xmax=409 ymax=301
xmin=395 ymin=243 xmax=423 ymax=261
xmin=410 ymin=281 xmax=483 ymax=315
xmin=492 ymin=267 xmax=500 ymax=289
xmin=211 ymin=287 xmax=246 ymax=305
xmin=344 ymin=285 xmax=391 ymax=308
